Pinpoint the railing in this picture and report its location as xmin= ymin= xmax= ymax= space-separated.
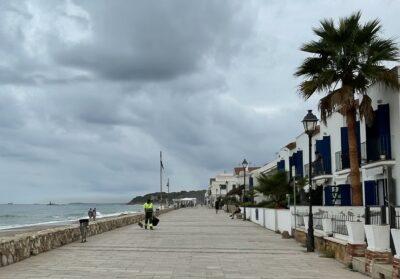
xmin=361 ymin=142 xmax=367 ymax=165
xmin=332 ymin=214 xmax=354 ymax=236
xmin=370 ymin=209 xmax=382 ymax=225
xmin=313 ymin=212 xmax=327 ymax=230
xmin=379 ymin=135 xmax=391 ymax=160
xmin=304 ymin=163 xmax=309 ymax=178
xmin=335 ymin=150 xmax=350 ymax=171
xmin=396 ymin=210 xmax=400 ymax=229
xmin=312 ymin=160 xmax=325 ymax=176
xmin=293 ymin=211 xmax=306 ymax=227
xmin=335 ymin=151 xmax=342 ymax=171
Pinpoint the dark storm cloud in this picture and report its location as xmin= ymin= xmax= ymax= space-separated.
xmin=54 ymin=0 xmax=250 ymax=81
xmin=0 ymin=0 xmax=398 ymax=203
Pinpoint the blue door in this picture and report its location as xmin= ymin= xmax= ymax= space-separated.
xmin=364 ymin=180 xmax=377 ymax=206
xmin=340 ymin=184 xmax=351 ymax=206
xmin=324 ymin=186 xmax=333 ymax=206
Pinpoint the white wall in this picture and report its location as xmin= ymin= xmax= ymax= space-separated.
xmin=264 ymin=208 xmax=277 ymax=231
xmin=245 ymin=208 xmax=293 ymax=236
xmin=366 ymin=70 xmax=400 ymax=205
xmin=277 ymin=210 xmax=292 ymax=235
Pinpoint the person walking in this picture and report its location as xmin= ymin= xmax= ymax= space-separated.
xmin=88 ymin=208 xmax=93 ymax=220
xmin=215 ymin=199 xmax=219 ymax=214
xmin=143 ymin=199 xmax=154 ymax=230
xmin=93 ymin=208 xmax=97 ymax=221
xmin=230 ymin=204 xmax=241 ymax=219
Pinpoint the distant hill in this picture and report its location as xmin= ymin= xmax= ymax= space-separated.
xmin=127 ymin=190 xmax=206 ymax=205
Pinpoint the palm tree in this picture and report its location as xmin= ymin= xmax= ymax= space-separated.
xmin=295 ymin=11 xmax=399 ymax=206
xmin=255 ymin=172 xmax=291 ymax=208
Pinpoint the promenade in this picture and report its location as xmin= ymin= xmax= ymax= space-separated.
xmin=0 ymin=207 xmax=364 ymax=279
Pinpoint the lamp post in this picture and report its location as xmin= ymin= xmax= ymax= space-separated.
xmin=225 ymin=180 xmax=228 ymax=212
xmin=302 ymin=110 xmax=318 ymax=252
xmin=242 ymin=159 xmax=248 ymax=221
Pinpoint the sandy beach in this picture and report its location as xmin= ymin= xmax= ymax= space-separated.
xmin=0 ymin=222 xmax=76 ymax=238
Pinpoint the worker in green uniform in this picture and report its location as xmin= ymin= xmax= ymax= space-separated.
xmin=143 ymin=199 xmax=154 ymax=230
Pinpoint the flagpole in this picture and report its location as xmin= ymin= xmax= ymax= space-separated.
xmin=160 ymin=151 xmax=163 ymax=209
xmin=167 ymin=178 xmax=170 ymax=206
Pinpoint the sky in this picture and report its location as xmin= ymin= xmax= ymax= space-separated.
xmin=0 ymin=0 xmax=399 ymax=203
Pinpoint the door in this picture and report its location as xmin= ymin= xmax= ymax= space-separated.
xmin=364 ymin=180 xmax=377 ymax=206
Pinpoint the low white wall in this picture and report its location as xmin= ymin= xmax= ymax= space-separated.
xmin=264 ymin=209 xmax=277 ymax=231
xmin=277 ymin=210 xmax=292 ymax=235
xmin=242 ymin=208 xmax=292 ymax=236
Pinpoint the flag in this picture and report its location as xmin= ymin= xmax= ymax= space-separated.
xmin=160 ymin=151 xmax=164 ymax=171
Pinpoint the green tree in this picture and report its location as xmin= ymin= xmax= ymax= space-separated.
xmin=255 ymin=172 xmax=290 ymax=208
xmin=295 ymin=12 xmax=399 ymax=205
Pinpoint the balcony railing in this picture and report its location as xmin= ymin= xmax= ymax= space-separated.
xmin=335 ymin=151 xmax=350 ymax=171
xmin=361 ymin=142 xmax=367 ymax=165
xmin=335 ymin=151 xmax=342 ymax=171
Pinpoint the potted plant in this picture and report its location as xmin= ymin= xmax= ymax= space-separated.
xmin=391 ymin=228 xmax=400 ymax=258
xmin=322 ymin=218 xmax=333 ymax=236
xmin=365 ymin=224 xmax=390 ymax=251
xmin=346 ymin=221 xmax=365 ymax=244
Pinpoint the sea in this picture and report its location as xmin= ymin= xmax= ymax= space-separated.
xmin=0 ymin=203 xmax=143 ymax=230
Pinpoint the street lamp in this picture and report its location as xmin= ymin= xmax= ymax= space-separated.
xmin=302 ymin=109 xmax=318 ymax=252
xmin=242 ymin=159 xmax=248 ymax=221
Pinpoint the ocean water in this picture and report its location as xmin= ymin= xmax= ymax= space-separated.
xmin=0 ymin=203 xmax=143 ymax=230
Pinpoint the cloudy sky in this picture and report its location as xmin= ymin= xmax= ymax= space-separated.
xmin=0 ymin=0 xmax=399 ymax=203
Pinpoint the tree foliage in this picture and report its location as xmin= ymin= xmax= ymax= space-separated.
xmin=255 ymin=172 xmax=290 ymax=208
xmin=295 ymin=11 xmax=399 ymax=205
xmin=295 ymin=11 xmax=399 ymax=123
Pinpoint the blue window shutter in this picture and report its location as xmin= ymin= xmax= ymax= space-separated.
xmin=364 ymin=180 xmax=377 ymax=206
xmin=340 ymin=127 xmax=350 ymax=169
xmin=289 ymin=155 xmax=294 ymax=178
xmin=340 ymin=185 xmax=351 ymax=206
xmin=356 ymin=121 xmax=361 ymax=163
xmin=277 ymin=160 xmax=285 ymax=172
xmin=377 ymin=104 xmax=391 ymax=159
xmin=366 ymin=110 xmax=379 ymax=162
xmin=324 ymin=186 xmax=333 ymax=206
xmin=296 ymin=150 xmax=303 ymax=177
xmin=322 ymin=136 xmax=332 ymax=174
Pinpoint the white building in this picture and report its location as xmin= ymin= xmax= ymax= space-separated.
xmin=206 ymin=167 xmax=260 ymax=205
xmin=206 ymin=67 xmax=400 ymax=207
xmin=259 ymin=66 xmax=400 ymax=207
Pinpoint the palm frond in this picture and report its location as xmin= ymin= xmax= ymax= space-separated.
xmin=359 ymin=95 xmax=374 ymax=126
xmin=318 ymin=85 xmax=353 ymax=123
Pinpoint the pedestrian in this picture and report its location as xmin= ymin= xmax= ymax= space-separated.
xmin=88 ymin=208 xmax=93 ymax=220
xmin=143 ymin=199 xmax=154 ymax=230
xmin=230 ymin=204 xmax=241 ymax=219
xmin=93 ymin=208 xmax=97 ymax=221
xmin=215 ymin=199 xmax=219 ymax=214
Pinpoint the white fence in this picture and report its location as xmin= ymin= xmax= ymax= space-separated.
xmin=239 ymin=206 xmax=400 ymax=256
xmin=241 ymin=207 xmax=292 ymax=235
xmin=240 ymin=206 xmax=370 ymax=238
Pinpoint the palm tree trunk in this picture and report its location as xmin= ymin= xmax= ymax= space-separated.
xmin=346 ymin=109 xmax=362 ymax=205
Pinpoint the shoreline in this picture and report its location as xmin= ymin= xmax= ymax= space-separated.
xmin=0 ymin=212 xmax=140 ymax=239
xmin=0 ymin=208 xmax=173 ymax=268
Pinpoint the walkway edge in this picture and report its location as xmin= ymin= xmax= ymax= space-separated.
xmin=0 ymin=208 xmax=174 ymax=267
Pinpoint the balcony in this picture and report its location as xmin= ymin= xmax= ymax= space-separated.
xmin=335 ymin=151 xmax=350 ymax=171
xmin=361 ymin=141 xmax=367 ymax=165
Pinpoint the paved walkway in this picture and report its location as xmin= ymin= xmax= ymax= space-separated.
xmin=0 ymin=207 xmax=365 ymax=278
